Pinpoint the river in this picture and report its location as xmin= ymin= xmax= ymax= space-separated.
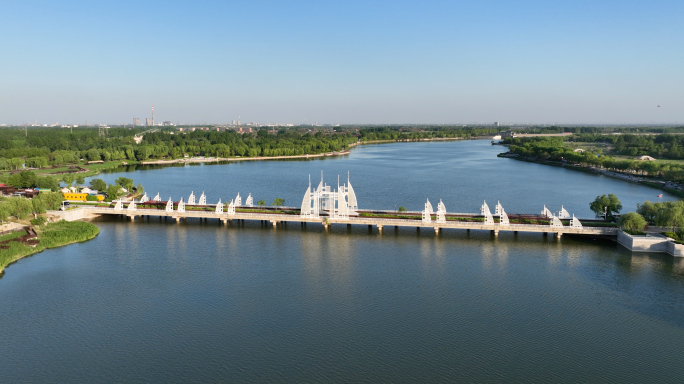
xmin=1 ymin=140 xmax=683 ymax=383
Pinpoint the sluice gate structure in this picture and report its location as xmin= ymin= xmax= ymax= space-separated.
xmin=61 ymin=174 xmax=618 ymax=239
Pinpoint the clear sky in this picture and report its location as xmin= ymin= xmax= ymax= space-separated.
xmin=1 ymin=0 xmax=682 ymax=125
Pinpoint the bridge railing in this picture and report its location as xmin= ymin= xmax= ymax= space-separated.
xmin=81 ymin=207 xmax=615 ymax=232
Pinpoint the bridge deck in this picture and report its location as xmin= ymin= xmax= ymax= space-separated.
xmin=73 ymin=207 xmax=617 ymax=236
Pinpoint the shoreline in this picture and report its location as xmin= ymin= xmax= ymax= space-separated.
xmin=19 ymin=136 xmax=483 ymax=175
xmin=499 ymin=152 xmax=684 ymax=197
xmin=139 ymin=150 xmax=352 ymax=165
xmin=0 ymin=221 xmax=100 ymax=276
xmin=136 ymin=137 xmax=473 ymax=165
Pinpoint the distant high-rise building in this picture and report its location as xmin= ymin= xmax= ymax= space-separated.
xmin=494 ymin=122 xmax=500 ymax=127
xmin=133 ymin=118 xmax=139 ymax=126
xmin=146 ymin=118 xmax=152 ymax=126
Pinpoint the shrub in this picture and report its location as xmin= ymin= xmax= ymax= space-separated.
xmin=30 ymin=216 xmax=47 ymax=226
xmin=619 ymin=212 xmax=647 ymax=233
xmin=38 ymin=221 xmax=99 ymax=248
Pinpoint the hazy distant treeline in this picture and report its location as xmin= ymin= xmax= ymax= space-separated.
xmin=0 ymin=127 xmax=356 ymax=171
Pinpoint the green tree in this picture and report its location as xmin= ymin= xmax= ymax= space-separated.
xmin=20 ymin=171 xmax=37 ymax=188
xmin=4 ymin=197 xmax=33 ymax=219
xmin=35 ymin=176 xmax=60 ymax=191
xmin=32 ymin=197 xmax=47 ymax=214
xmin=115 ymin=177 xmax=134 ymax=192
xmin=589 ymin=194 xmax=622 ymax=219
xmin=637 ymin=201 xmax=659 ymax=223
xmin=619 ymin=212 xmax=647 ymax=233
xmin=0 ymin=205 xmax=9 ymax=222
xmin=33 ymin=192 xmax=64 ymax=211
xmin=89 ymin=178 xmax=107 ymax=191
xmin=655 ymin=201 xmax=684 ymax=233
xmin=398 ymin=206 xmax=407 ymax=212
xmin=257 ymin=199 xmax=266 ymax=206
xmin=6 ymin=171 xmax=37 ymax=188
xmin=6 ymin=173 xmax=23 ymax=188
xmin=86 ymin=148 xmax=100 ymax=161
xmin=62 ymin=174 xmax=74 ymax=187
xmin=272 ymin=198 xmax=285 ymax=206
xmin=105 ymin=184 xmax=123 ymax=201
xmin=75 ymin=176 xmax=86 ymax=188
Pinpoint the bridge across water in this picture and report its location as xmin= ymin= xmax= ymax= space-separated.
xmin=62 ymin=205 xmax=617 ymax=239
xmin=57 ymin=174 xmax=619 ymax=238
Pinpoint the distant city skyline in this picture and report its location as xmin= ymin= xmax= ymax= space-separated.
xmin=1 ymin=0 xmax=682 ymax=125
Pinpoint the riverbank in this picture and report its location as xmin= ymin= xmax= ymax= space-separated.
xmin=137 ymin=138 xmax=472 ymax=164
xmin=15 ymin=137 xmax=482 ymax=177
xmin=139 ymin=149 xmax=352 ymax=165
xmin=499 ymin=152 xmax=684 ymax=198
xmin=0 ymin=221 xmax=100 ymax=276
xmin=359 ymin=137 xmax=467 ymax=145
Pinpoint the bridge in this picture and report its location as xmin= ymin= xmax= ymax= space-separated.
xmin=67 ymin=205 xmax=616 ymax=238
xmin=56 ymin=174 xmax=618 ymax=239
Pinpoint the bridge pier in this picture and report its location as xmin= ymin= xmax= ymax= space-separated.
xmin=271 ymin=220 xmax=278 ymax=228
xmin=129 ymin=215 xmax=135 ymax=222
xmin=377 ymin=224 xmax=383 ymax=233
xmin=434 ymin=227 xmax=440 ymax=235
xmin=175 ymin=217 xmax=180 ymax=224
xmin=555 ymin=232 xmax=562 ymax=239
xmin=492 ymin=229 xmax=499 ymax=237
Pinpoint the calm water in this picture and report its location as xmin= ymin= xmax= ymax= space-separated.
xmin=2 ymin=140 xmax=684 ymax=383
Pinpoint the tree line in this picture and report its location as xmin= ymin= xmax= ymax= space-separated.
xmin=358 ymin=127 xmax=500 ymax=141
xmin=0 ymin=127 xmax=359 ymax=171
xmin=505 ymin=136 xmax=684 ymax=183
xmin=569 ymin=133 xmax=684 ymax=160
xmin=0 ymin=193 xmax=63 ymax=223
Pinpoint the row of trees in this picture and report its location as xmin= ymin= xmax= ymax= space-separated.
xmin=3 ymin=171 xmax=60 ymax=190
xmin=358 ymin=127 xmax=500 ymax=141
xmin=0 ymin=127 xmax=359 ymax=170
xmin=0 ymin=193 xmax=63 ymax=222
xmin=506 ymin=137 xmax=684 ymax=182
xmin=87 ymin=177 xmax=141 ymax=201
xmin=570 ymin=133 xmax=684 ymax=160
xmin=613 ymin=200 xmax=684 ymax=236
xmin=636 ymin=200 xmax=684 ymax=233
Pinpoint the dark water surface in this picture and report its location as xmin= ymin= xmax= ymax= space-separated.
xmin=2 ymin=140 xmax=684 ymax=383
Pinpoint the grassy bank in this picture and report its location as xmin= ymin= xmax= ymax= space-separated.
xmin=0 ymin=221 xmax=100 ymax=275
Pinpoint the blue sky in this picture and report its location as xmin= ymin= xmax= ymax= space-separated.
xmin=1 ymin=0 xmax=682 ymax=125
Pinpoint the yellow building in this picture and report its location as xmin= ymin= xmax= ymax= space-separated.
xmin=63 ymin=193 xmax=88 ymax=201
xmin=63 ymin=193 xmax=105 ymax=202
